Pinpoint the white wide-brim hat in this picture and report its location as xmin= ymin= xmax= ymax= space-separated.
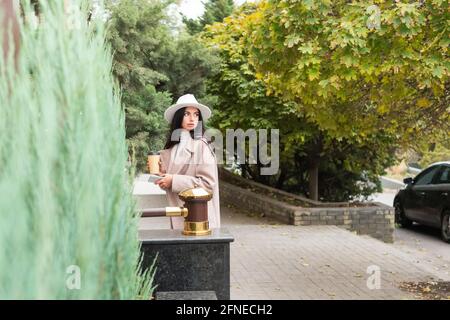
xmin=164 ymin=94 xmax=212 ymax=123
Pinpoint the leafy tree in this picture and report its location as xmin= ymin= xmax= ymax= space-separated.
xmin=106 ymin=0 xmax=174 ymax=171
xmin=418 ymin=140 xmax=450 ymax=168
xmin=201 ymin=3 xmax=396 ymax=201
xmin=242 ymin=0 xmax=449 ymax=199
xmin=155 ymin=33 xmax=221 ymax=103
xmin=183 ymin=0 xmax=235 ymax=35
xmin=106 ymin=0 xmax=220 ymax=171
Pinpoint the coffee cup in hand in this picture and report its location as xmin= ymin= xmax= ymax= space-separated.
xmin=147 ymin=152 xmax=160 ymax=174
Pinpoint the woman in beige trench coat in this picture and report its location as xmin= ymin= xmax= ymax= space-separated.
xmin=154 ymin=94 xmax=220 ymax=230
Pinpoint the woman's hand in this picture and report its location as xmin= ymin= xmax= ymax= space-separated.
xmin=155 ymin=174 xmax=172 ymax=190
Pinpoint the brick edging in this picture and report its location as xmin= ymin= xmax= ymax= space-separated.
xmin=220 ymin=180 xmax=395 ymax=243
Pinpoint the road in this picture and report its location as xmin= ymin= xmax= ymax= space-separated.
xmin=369 ymin=187 xmax=450 ymax=281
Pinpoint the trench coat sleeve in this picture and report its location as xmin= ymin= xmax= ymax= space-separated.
xmin=159 ymin=149 xmax=170 ymax=173
xmin=171 ymin=141 xmax=217 ymax=194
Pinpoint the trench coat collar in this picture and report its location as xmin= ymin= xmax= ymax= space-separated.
xmin=164 ymin=130 xmax=195 ymax=174
xmin=160 ymin=130 xmax=208 ymax=174
xmin=177 ymin=130 xmax=195 ymax=154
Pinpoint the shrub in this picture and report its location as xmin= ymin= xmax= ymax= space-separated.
xmin=0 ymin=1 xmax=154 ymax=299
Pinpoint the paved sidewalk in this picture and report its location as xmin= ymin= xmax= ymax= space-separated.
xmin=139 ymin=206 xmax=444 ymax=300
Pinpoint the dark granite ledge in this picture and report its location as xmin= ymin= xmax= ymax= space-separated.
xmin=139 ymin=228 xmax=234 ymax=244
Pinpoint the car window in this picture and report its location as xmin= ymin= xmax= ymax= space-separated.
xmin=436 ymin=166 xmax=450 ymax=184
xmin=414 ymin=166 xmax=440 ymax=186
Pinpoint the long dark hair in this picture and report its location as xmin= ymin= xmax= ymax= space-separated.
xmin=164 ymin=107 xmax=205 ymax=149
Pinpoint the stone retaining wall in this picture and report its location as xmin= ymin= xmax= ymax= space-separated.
xmin=220 ymin=180 xmax=394 ymax=243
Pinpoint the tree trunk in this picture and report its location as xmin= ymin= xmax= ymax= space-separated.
xmin=306 ymin=135 xmax=323 ymax=201
xmin=308 ymin=161 xmax=319 ymax=201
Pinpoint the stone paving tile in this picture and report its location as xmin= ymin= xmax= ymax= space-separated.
xmin=221 ymin=206 xmax=439 ymax=300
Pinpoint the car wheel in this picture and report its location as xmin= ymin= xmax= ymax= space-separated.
xmin=394 ymin=201 xmax=412 ymax=228
xmin=441 ymin=211 xmax=450 ymax=243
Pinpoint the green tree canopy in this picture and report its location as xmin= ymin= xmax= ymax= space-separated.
xmin=245 ymin=0 xmax=449 ymax=143
xmin=183 ymin=0 xmax=235 ymax=35
xmin=106 ymin=0 xmax=174 ymax=170
xmin=155 ymin=33 xmax=221 ymax=103
xmin=201 ymin=3 xmax=396 ymax=201
xmin=106 ymin=0 xmax=219 ymax=171
xmin=226 ymin=0 xmax=449 ymax=199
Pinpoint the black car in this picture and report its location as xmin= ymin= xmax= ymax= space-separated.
xmin=394 ymin=162 xmax=450 ymax=243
